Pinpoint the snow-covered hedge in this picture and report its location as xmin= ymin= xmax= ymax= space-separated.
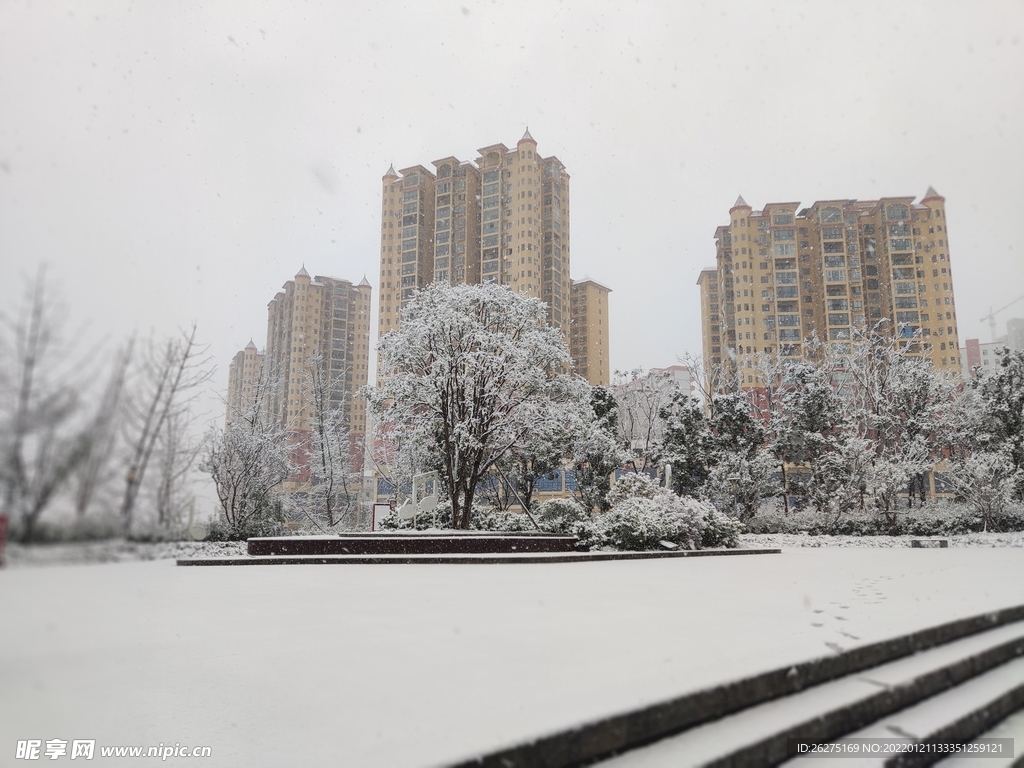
xmin=701 ymin=506 xmax=746 ymax=549
xmin=600 ymin=494 xmax=705 ymax=550
xmin=471 ymin=506 xmax=538 ymax=533
xmin=376 ymin=486 xmax=745 ymax=551
xmin=743 ymin=501 xmax=1024 ymax=536
xmin=484 ymin=479 xmax=748 ymax=551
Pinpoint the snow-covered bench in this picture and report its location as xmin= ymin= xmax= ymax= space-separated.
xmin=910 ymin=537 xmax=950 ymax=548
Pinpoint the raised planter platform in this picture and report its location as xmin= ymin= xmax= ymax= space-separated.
xmin=246 ymin=532 xmax=579 ymax=557
xmin=177 ymin=548 xmax=782 ymax=566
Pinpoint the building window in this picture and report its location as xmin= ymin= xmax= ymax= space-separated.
xmin=887 ymin=204 xmax=909 ymax=220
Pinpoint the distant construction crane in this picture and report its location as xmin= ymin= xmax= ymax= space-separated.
xmin=981 ymin=294 xmax=1024 ymax=341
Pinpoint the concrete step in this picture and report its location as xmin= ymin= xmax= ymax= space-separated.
xmin=246 ymin=533 xmax=580 ymax=556
xmin=780 ymin=658 xmax=1024 ymax=767
xmin=937 ymin=707 xmax=1024 ymax=767
xmin=446 ymin=605 xmax=1024 ymax=768
xmin=177 ymin=548 xmax=781 ymax=566
xmin=593 ymin=621 xmax=1024 ymax=768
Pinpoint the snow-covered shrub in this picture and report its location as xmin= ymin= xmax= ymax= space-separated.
xmin=741 ymin=500 xmax=1024 ymax=537
xmin=564 ymin=518 xmax=604 ymax=551
xmin=701 ymin=505 xmax=745 ymax=548
xmin=536 ymin=498 xmax=603 ymax=550
xmin=607 ymin=472 xmax=662 ymax=506
xmin=206 ymin=497 xmax=286 ymax=540
xmin=537 ymin=498 xmax=587 ymax=533
xmin=601 ymin=493 xmax=704 ymax=551
xmin=947 ymin=452 xmax=1022 ymax=529
xmin=471 ymin=506 xmax=536 ymax=532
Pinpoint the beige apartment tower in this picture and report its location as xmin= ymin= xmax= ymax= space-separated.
xmin=377 ymin=130 xmax=573 ymax=342
xmin=225 ymin=340 xmax=265 ymax=425
xmin=699 ymin=189 xmax=960 ymax=392
xmin=263 ymin=268 xmax=372 ymax=441
xmin=228 ymin=269 xmax=372 ymax=439
xmin=570 ymin=279 xmax=612 ymax=386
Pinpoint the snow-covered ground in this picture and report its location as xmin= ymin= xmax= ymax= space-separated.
xmin=4 ymin=539 xmax=248 ymax=567
xmin=740 ymin=531 xmax=1024 ymax=548
xmin=1 ymin=544 xmax=1023 ymax=767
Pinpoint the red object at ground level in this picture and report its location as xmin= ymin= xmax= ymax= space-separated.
xmin=0 ymin=513 xmax=8 ymax=567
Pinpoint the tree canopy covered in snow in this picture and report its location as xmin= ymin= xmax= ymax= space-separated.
xmin=366 ymin=282 xmax=591 ymax=529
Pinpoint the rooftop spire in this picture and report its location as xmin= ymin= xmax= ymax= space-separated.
xmin=296 ymin=265 xmax=310 ymax=278
xmin=358 ymin=275 xmax=371 ymax=287
xmin=922 ymin=185 xmax=943 ymax=201
xmin=384 ymin=163 xmax=398 ymax=178
xmin=519 ymin=127 xmax=535 ymax=143
xmin=733 ymin=194 xmax=749 ymax=208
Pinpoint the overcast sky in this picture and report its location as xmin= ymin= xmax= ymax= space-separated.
xmin=2 ymin=0 xmax=1023 ymax=416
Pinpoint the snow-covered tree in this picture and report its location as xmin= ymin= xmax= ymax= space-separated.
xmin=366 ymin=282 xmax=591 ymax=529
xmin=772 ymin=361 xmax=852 ymax=515
xmin=658 ymin=388 xmax=776 ymax=514
xmin=840 ymin=327 xmax=956 ymax=507
xmin=119 ymin=324 xmax=213 ymax=534
xmin=571 ymin=385 xmax=627 ymax=512
xmin=947 ymin=451 xmax=1022 ymax=529
xmin=72 ymin=340 xmax=132 ymax=519
xmin=705 ymin=450 xmax=778 ymax=521
xmin=657 ymin=391 xmax=712 ymax=498
xmin=202 ymin=361 xmax=290 ymax=539
xmin=482 ymin=397 xmax=581 ymax=513
xmin=709 ymin=391 xmax=765 ymax=457
xmin=808 ymin=436 xmax=873 ymax=531
xmin=973 ymin=349 xmax=1024 ymax=500
xmin=289 ymin=351 xmax=360 ymax=530
xmin=614 ymin=368 xmax=677 ymax=474
xmin=0 ymin=270 xmax=92 ymax=541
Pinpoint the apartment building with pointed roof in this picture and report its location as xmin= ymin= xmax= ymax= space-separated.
xmin=377 ymin=131 xmax=602 ymax=378
xmin=699 ymin=189 xmax=960 ymax=392
xmin=227 ymin=268 xmax=372 ymax=443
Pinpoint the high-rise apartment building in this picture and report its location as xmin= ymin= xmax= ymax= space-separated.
xmin=225 ymin=340 xmax=264 ymax=425
xmin=569 ymin=278 xmax=612 ymax=386
xmin=263 ymin=268 xmax=372 ymax=442
xmin=228 ymin=268 xmax=372 ymax=436
xmin=377 ymin=130 xmax=573 ymax=342
xmin=699 ymin=189 xmax=960 ymax=391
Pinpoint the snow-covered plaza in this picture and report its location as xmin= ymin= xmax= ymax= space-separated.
xmin=2 ymin=543 xmax=1023 ymax=766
